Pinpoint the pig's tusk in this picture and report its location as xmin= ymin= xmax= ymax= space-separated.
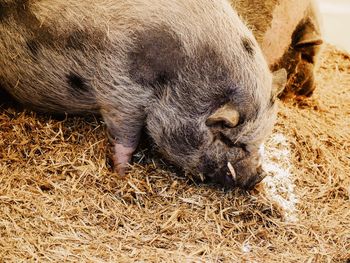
xmin=227 ymin=162 xmax=236 ymax=181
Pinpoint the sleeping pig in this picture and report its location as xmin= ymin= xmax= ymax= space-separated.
xmin=0 ymin=0 xmax=286 ymax=189
xmin=231 ymin=0 xmax=323 ymax=97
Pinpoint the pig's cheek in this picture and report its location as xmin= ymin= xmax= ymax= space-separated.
xmin=110 ymin=143 xmax=136 ymax=176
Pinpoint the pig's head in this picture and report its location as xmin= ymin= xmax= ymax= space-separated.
xmin=129 ymin=17 xmax=286 ymax=189
xmin=274 ymin=11 xmax=323 ymax=98
xmin=144 ymin=61 xmax=286 ymax=189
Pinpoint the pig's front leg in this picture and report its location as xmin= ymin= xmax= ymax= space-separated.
xmin=109 ymin=140 xmax=138 ymax=176
xmin=101 ymin=106 xmax=145 ymax=176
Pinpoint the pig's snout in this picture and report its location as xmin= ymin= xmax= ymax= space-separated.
xmin=235 ymin=165 xmax=267 ymax=190
xmin=219 ymin=163 xmax=267 ymax=190
xmin=232 ymin=152 xmax=267 ymax=190
xmin=200 ymin=151 xmax=267 ymax=190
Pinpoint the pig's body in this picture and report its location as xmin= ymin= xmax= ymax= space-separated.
xmin=0 ymin=0 xmax=284 ymax=189
xmin=231 ymin=0 xmax=323 ymax=97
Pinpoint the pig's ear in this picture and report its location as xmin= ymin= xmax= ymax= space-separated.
xmin=294 ymin=23 xmax=323 ymax=49
xmin=206 ymin=104 xmax=240 ymax=128
xmin=295 ymin=33 xmax=323 ymax=49
xmin=271 ymin=68 xmax=287 ymax=99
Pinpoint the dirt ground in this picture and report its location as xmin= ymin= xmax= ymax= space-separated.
xmin=0 ymin=44 xmax=349 ymax=262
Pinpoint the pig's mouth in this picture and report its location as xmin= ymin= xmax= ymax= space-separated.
xmin=199 ymin=161 xmax=236 ymax=189
xmin=201 ymin=161 xmax=267 ymax=190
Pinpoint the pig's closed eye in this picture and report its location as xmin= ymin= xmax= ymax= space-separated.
xmin=206 ymin=119 xmax=236 ymax=129
xmin=217 ymin=132 xmax=247 ymax=151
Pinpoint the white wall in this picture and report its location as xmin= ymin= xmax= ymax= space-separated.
xmin=317 ymin=0 xmax=350 ymax=52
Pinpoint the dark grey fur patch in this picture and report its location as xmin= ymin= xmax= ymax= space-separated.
xmin=166 ymin=122 xmax=204 ymax=153
xmin=26 ymin=39 xmax=40 ymax=57
xmin=67 ymin=72 xmax=90 ymax=92
xmin=0 ymin=2 xmax=10 ymax=21
xmin=242 ymin=37 xmax=255 ymax=56
xmin=194 ymin=45 xmax=230 ymax=82
xmin=66 ymin=72 xmax=90 ymax=92
xmin=12 ymin=0 xmax=40 ymax=29
xmin=64 ymin=71 xmax=98 ymax=111
xmin=128 ymin=26 xmax=187 ymax=87
xmin=183 ymin=45 xmax=236 ymax=114
xmin=0 ymin=1 xmax=27 ymax=22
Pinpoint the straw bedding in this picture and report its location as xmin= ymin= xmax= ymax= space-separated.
xmin=0 ymin=44 xmax=349 ymax=262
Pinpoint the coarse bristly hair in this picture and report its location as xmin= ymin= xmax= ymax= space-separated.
xmin=0 ymin=0 xmax=278 ymax=189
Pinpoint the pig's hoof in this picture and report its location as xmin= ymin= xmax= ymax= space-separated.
xmin=113 ymin=162 xmax=130 ymax=177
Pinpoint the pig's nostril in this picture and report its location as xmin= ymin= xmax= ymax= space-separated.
xmin=254 ymin=172 xmax=266 ymax=186
xmin=258 ymin=170 xmax=268 ymax=181
xmin=241 ymin=169 xmax=267 ymax=190
xmin=256 ymin=165 xmax=264 ymax=174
